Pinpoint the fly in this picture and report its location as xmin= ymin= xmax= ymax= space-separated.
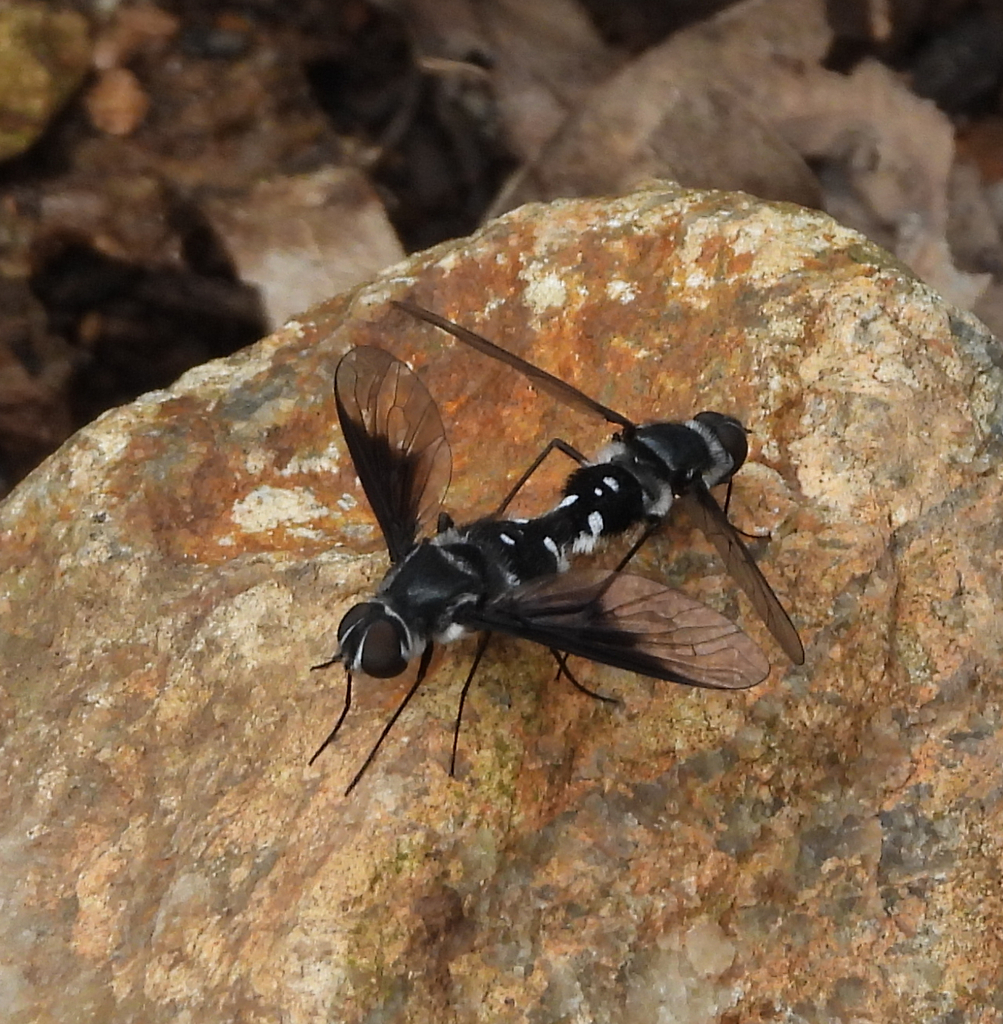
xmin=392 ymin=300 xmax=805 ymax=667
xmin=312 ymin=343 xmax=770 ymax=793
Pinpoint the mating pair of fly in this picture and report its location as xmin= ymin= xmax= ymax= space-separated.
xmin=311 ymin=300 xmax=805 ymax=793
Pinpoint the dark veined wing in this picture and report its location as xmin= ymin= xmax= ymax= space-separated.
xmin=335 ymin=346 xmax=451 ymax=563
xmin=677 ymin=485 xmax=805 ymax=665
xmin=460 ymin=569 xmax=770 ymax=690
xmin=393 ymin=299 xmax=634 ymax=430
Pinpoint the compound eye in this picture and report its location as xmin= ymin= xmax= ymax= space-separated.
xmin=359 ymin=619 xmax=408 ymax=678
xmin=695 ymin=412 xmax=748 ymax=470
xmin=337 ymin=602 xmax=375 ymax=643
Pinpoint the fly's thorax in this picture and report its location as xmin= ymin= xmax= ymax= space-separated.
xmin=630 ymin=417 xmax=744 ymax=497
xmin=332 ymin=539 xmax=489 ymax=676
xmin=379 ymin=538 xmax=492 ymax=627
xmin=599 ymin=434 xmax=675 ymax=518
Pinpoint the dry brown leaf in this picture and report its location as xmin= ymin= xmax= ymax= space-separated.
xmin=687 ymin=0 xmax=988 ymax=308
xmin=493 ymin=31 xmax=822 ymax=213
xmin=0 ymin=288 xmax=73 ymax=489
xmin=972 ymin=282 xmax=1003 ymax=343
xmin=946 ymin=160 xmax=1003 ymax=274
xmin=406 ymin=0 xmax=616 ymax=161
xmin=456 ymin=0 xmax=987 ymax=309
xmin=201 ymin=168 xmax=405 ymax=328
xmin=91 ymin=2 xmax=180 ymax=71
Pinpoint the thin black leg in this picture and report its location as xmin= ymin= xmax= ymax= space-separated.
xmin=309 ymin=670 xmax=353 ymax=765
xmin=613 ymin=519 xmax=662 ymax=573
xmin=449 ymin=632 xmax=493 ymax=777
xmin=343 ymin=643 xmax=436 ymax=795
xmin=493 ymin=437 xmax=587 ymax=517
xmin=550 ymin=650 xmax=618 ymax=704
xmin=720 ymin=479 xmax=767 ymax=540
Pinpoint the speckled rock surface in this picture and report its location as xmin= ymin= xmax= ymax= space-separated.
xmin=1 ymin=185 xmax=1001 ymax=1023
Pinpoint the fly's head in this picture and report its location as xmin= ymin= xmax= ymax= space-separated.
xmin=336 ymin=601 xmax=411 ymax=678
xmin=694 ymin=411 xmax=748 ymax=482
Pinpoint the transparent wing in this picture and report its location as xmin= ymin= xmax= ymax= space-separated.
xmin=463 ymin=569 xmax=770 ymax=690
xmin=335 ymin=346 xmax=451 ymax=563
xmin=393 ymin=299 xmax=634 ymax=429
xmin=677 ymin=486 xmax=805 ymax=665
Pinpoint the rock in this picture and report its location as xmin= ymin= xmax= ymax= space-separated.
xmin=1 ymin=184 xmax=1000 ymax=1023
xmin=0 ymin=3 xmax=91 ymax=162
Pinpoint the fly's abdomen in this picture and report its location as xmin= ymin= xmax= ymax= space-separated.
xmin=460 ymin=519 xmax=567 ymax=591
xmin=552 ymin=462 xmax=647 ymax=553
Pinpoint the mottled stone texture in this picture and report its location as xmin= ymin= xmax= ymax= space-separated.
xmin=1 ymin=185 xmax=1001 ymax=1023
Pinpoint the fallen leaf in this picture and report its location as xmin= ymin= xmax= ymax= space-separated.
xmin=202 ymin=167 xmax=405 ymax=328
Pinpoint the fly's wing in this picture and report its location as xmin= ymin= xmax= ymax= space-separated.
xmin=462 ymin=569 xmax=770 ymax=690
xmin=335 ymin=346 xmax=451 ymax=563
xmin=393 ymin=299 xmax=634 ymax=430
xmin=677 ymin=485 xmax=805 ymax=665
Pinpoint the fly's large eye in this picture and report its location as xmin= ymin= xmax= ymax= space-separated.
xmin=360 ymin=619 xmax=407 ymax=678
xmin=337 ymin=604 xmax=408 ymax=677
xmin=695 ymin=412 xmax=748 ymax=470
xmin=337 ymin=603 xmax=375 ymax=643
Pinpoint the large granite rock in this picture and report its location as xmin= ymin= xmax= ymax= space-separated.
xmin=1 ymin=184 xmax=1000 ymax=1022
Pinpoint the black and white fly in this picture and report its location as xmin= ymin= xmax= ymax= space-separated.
xmin=393 ymin=300 xmax=805 ymax=667
xmin=313 ymin=341 xmax=770 ymax=793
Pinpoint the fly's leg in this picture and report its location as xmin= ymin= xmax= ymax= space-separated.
xmin=342 ymin=643 xmax=436 ymax=795
xmin=445 ymin=440 xmax=585 ymax=765
xmin=721 ymin=478 xmax=769 ymax=541
xmin=550 ymin=650 xmax=618 ymax=704
xmin=492 ymin=438 xmax=587 ymax=517
xmin=308 ymin=668 xmax=352 ymax=766
xmin=449 ymin=632 xmax=493 ymax=777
